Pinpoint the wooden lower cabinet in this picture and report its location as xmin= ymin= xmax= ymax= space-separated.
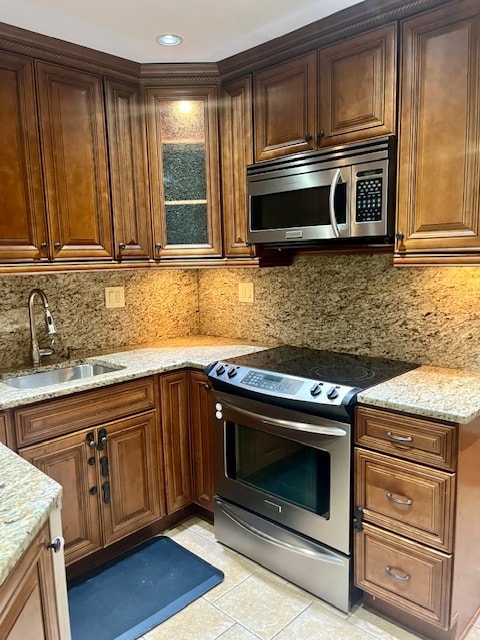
xmin=0 ymin=410 xmax=15 ymax=448
xmin=159 ymin=371 xmax=192 ymax=513
xmin=21 ymin=411 xmax=163 ymax=565
xmin=355 ymin=405 xmax=480 ymax=640
xmin=0 ymin=519 xmax=65 ymax=640
xmin=189 ymin=371 xmax=215 ymax=511
xmin=17 ymin=378 xmax=164 ymax=566
xmin=13 ymin=370 xmax=216 ymax=570
xmin=159 ymin=370 xmax=215 ymax=513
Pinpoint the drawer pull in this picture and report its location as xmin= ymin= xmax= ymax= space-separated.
xmin=386 ymin=492 xmax=413 ymax=506
xmin=385 ymin=566 xmax=411 ymax=581
xmin=386 ymin=431 xmax=413 ymax=443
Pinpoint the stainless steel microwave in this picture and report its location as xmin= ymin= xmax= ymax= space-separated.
xmin=247 ymin=136 xmax=396 ymax=246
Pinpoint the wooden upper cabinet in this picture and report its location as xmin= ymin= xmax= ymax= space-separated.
xmin=220 ymin=76 xmax=254 ymax=257
xmin=0 ymin=51 xmax=48 ymax=262
xmin=395 ymin=0 xmax=480 ymax=264
xmin=104 ymin=78 xmax=152 ymax=261
xmin=35 ymin=61 xmax=113 ymax=260
xmin=253 ymin=25 xmax=396 ymax=162
xmin=318 ymin=24 xmax=397 ymax=146
xmin=254 ymin=52 xmax=317 ymax=161
xmin=145 ymin=86 xmax=222 ymax=258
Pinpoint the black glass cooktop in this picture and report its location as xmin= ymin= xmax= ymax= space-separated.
xmin=225 ymin=345 xmax=419 ymax=391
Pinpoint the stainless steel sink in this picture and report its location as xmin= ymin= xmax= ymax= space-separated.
xmin=2 ymin=363 xmax=124 ymax=390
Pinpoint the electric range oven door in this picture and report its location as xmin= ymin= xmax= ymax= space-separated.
xmin=212 ymin=391 xmax=353 ymax=556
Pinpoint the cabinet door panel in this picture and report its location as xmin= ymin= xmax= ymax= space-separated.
xmin=395 ymin=0 xmax=480 ymax=258
xmin=189 ymin=371 xmax=214 ymax=511
xmin=254 ymin=52 xmax=317 ymax=161
xmin=145 ymin=87 xmax=221 ymax=257
xmin=105 ymin=78 xmax=151 ymax=260
xmin=20 ymin=431 xmax=102 ymax=565
xmin=355 ymin=523 xmax=452 ymax=628
xmin=355 ymin=449 xmax=454 ymax=551
xmin=319 ymin=24 xmax=396 ymax=145
xmin=220 ymin=76 xmax=254 ymax=257
xmin=0 ymin=523 xmax=61 ymax=640
xmin=355 ymin=406 xmax=456 ymax=470
xmin=0 ymin=51 xmax=47 ymax=261
xmin=160 ymin=372 xmax=192 ymax=513
xmin=102 ymin=411 xmax=164 ymax=545
xmin=36 ymin=61 xmax=113 ymax=260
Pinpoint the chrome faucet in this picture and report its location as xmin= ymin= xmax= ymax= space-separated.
xmin=28 ymin=288 xmax=57 ymax=366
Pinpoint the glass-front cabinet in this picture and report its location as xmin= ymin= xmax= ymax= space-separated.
xmin=145 ymin=87 xmax=222 ymax=258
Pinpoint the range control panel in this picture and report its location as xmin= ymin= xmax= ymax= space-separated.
xmin=207 ymin=361 xmax=358 ymax=407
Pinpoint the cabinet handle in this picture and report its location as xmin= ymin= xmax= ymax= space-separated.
xmin=54 ymin=242 xmax=61 ymax=250
xmin=305 ymin=132 xmax=313 ymax=141
xmin=97 ymin=428 xmax=108 ymax=451
xmin=318 ymin=130 xmax=325 ymax=139
xmin=203 ymin=383 xmax=212 ymax=391
xmin=118 ymin=242 xmax=126 ymax=250
xmin=386 ymin=431 xmax=413 ymax=444
xmin=386 ymin=491 xmax=413 ymax=506
xmin=86 ymin=432 xmax=97 ymax=449
xmin=154 ymin=243 xmax=162 ymax=251
xmin=102 ymin=481 xmax=111 ymax=504
xmin=385 ymin=566 xmax=411 ymax=582
xmin=40 ymin=242 xmax=48 ymax=250
xmin=100 ymin=455 xmax=109 ymax=478
xmin=47 ymin=536 xmax=64 ymax=553
xmin=89 ymin=486 xmax=98 ymax=495
xmin=395 ymin=231 xmax=405 ymax=252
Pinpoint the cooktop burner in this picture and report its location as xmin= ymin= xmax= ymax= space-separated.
xmin=224 ymin=345 xmax=419 ymax=391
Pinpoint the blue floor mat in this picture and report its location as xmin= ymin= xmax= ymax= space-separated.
xmin=67 ymin=536 xmax=224 ymax=640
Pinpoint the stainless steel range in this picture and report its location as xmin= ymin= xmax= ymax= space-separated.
xmin=205 ymin=346 xmax=418 ymax=613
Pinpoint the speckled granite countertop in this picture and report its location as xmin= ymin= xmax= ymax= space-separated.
xmin=357 ymin=365 xmax=480 ymax=424
xmin=0 ymin=443 xmax=62 ymax=587
xmin=0 ymin=336 xmax=268 ymax=410
xmin=1 ymin=336 xmax=480 ymax=423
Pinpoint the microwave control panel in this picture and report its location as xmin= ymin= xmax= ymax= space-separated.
xmin=355 ymin=175 xmax=384 ymax=223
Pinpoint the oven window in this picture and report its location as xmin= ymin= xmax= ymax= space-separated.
xmin=226 ymin=422 xmax=330 ymax=518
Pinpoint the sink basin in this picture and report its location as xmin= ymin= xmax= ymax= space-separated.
xmin=2 ymin=363 xmax=124 ymax=390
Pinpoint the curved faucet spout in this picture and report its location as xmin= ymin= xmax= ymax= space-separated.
xmin=28 ymin=289 xmax=57 ymax=366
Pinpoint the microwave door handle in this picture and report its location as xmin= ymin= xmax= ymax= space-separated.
xmin=329 ymin=168 xmax=341 ymax=238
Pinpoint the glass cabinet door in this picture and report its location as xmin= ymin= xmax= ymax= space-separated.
xmin=145 ymin=87 xmax=221 ymax=258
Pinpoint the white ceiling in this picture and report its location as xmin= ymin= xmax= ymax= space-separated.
xmin=0 ymin=0 xmax=364 ymax=63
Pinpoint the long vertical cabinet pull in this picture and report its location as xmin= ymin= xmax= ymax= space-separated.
xmin=102 ymin=481 xmax=111 ymax=504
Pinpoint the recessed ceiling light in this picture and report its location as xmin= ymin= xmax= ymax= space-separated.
xmin=155 ymin=34 xmax=183 ymax=47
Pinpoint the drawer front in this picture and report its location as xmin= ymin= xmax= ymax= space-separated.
xmin=355 ymin=522 xmax=452 ymax=628
xmin=355 ymin=449 xmax=455 ymax=551
xmin=356 ymin=406 xmax=456 ymax=470
xmin=14 ymin=377 xmax=156 ymax=446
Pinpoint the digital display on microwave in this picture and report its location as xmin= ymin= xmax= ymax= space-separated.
xmin=250 ymin=184 xmax=347 ymax=231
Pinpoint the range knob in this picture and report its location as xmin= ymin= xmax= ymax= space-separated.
xmin=227 ymin=366 xmax=238 ymax=378
xmin=310 ymin=383 xmax=322 ymax=397
xmin=327 ymin=386 xmax=339 ymax=400
xmin=215 ymin=364 xmax=226 ymax=375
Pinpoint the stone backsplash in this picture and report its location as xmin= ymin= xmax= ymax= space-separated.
xmin=198 ymin=254 xmax=480 ymax=373
xmin=0 ymin=269 xmax=199 ymax=370
xmin=2 ymin=254 xmax=480 ymax=374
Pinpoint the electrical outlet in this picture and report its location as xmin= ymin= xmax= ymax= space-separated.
xmin=239 ymin=282 xmax=254 ymax=303
xmin=105 ymin=287 xmax=125 ymax=308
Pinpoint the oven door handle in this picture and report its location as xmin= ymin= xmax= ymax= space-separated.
xmin=217 ymin=499 xmax=344 ymax=564
xmin=220 ymin=400 xmax=347 ymax=437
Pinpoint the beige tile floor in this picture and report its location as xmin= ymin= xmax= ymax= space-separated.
xmin=140 ymin=517 xmax=480 ymax=640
